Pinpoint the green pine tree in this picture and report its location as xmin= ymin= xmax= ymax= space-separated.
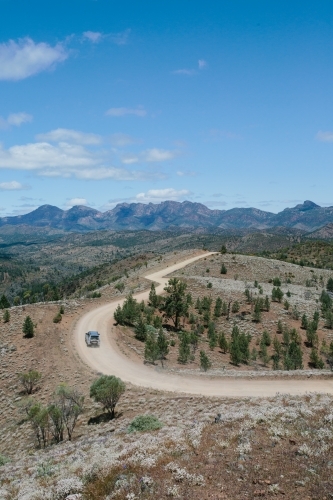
xmin=178 ymin=331 xmax=190 ymax=364
xmin=135 ymin=316 xmax=147 ymax=342
xmin=149 ymin=283 xmax=158 ymax=308
xmin=214 ymin=297 xmax=222 ymax=318
xmin=23 ymin=316 xmax=34 ymax=338
xmin=0 ymin=295 xmax=10 ymax=309
xmin=218 ymin=331 xmax=228 ymax=353
xmin=157 ymin=328 xmax=169 ymax=366
xmin=144 ymin=332 xmax=159 ymax=364
xmin=200 ymin=350 xmax=211 ymax=371
xmin=220 ymin=264 xmax=227 ymax=274
xmin=3 ymin=309 xmax=10 ymax=323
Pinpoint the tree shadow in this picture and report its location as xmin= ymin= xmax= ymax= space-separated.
xmin=88 ymin=411 xmax=123 ymax=425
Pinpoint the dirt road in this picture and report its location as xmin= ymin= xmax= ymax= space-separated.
xmin=74 ymin=252 xmax=333 ymax=397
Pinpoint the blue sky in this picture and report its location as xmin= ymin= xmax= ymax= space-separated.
xmin=0 ymin=0 xmax=333 ymax=215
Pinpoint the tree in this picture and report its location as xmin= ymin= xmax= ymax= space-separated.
xmin=272 ymin=287 xmax=284 ymax=303
xmin=306 ymin=321 xmax=318 ymax=347
xmin=283 ymin=341 xmax=303 ymax=370
xmin=245 ymin=288 xmax=252 ymax=304
xmin=221 ymin=301 xmax=228 ymax=316
xmin=90 ymin=375 xmax=125 ymax=419
xmin=114 ymin=305 xmax=124 ymax=325
xmin=272 ymin=277 xmax=281 ymax=286
xmin=23 ymin=316 xmax=34 ymax=338
xmin=327 ymin=277 xmax=333 ymax=293
xmin=310 ymin=348 xmax=325 ymax=369
xmin=200 ymin=351 xmax=211 ymax=371
xmin=144 ymin=332 xmax=159 ymax=364
xmin=3 ymin=309 xmax=10 ymax=323
xmin=18 ymin=370 xmax=42 ymax=394
xmin=232 ymin=301 xmax=240 ymax=313
xmin=162 ymin=278 xmax=188 ymax=330
xmin=229 ymin=325 xmax=242 ymax=366
xmin=264 ymin=295 xmax=270 ymax=312
xmin=0 ymin=294 xmax=10 ymax=309
xmin=149 ymin=283 xmax=158 ymax=308
xmin=218 ymin=331 xmax=228 ymax=353
xmin=252 ymin=300 xmax=262 ymax=323
xmin=26 ymin=401 xmax=49 ymax=448
xmin=54 ymin=384 xmax=84 ymax=441
xmin=214 ymin=297 xmax=222 ymax=318
xmin=220 ymin=264 xmax=227 ymax=275
xmin=135 ymin=316 xmax=147 ymax=342
xmin=157 ymin=328 xmax=169 ymax=366
xmin=277 ymin=320 xmax=283 ymax=334
xmin=261 ymin=330 xmax=271 ymax=346
xmin=301 ymin=314 xmax=308 ymax=330
xmin=325 ymin=310 xmax=333 ymax=329
xmin=259 ymin=341 xmax=270 ymax=366
xmin=178 ymin=331 xmax=190 ymax=364
xmin=220 ymin=245 xmax=227 ymax=254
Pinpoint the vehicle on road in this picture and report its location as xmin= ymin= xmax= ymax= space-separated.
xmin=85 ymin=330 xmax=100 ymax=347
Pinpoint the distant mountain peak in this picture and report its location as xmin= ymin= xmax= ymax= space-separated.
xmin=294 ymin=200 xmax=320 ymax=211
xmin=0 ymin=200 xmax=331 ymax=233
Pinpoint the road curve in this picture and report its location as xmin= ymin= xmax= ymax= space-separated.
xmin=74 ymin=252 xmax=333 ymax=397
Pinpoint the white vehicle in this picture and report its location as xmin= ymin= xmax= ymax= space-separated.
xmin=85 ymin=330 xmax=100 ymax=347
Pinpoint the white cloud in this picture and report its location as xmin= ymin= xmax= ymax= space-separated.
xmin=0 ymin=137 xmax=168 ymax=180
xmin=0 ymin=181 xmax=30 ymax=190
xmin=110 ymin=133 xmax=139 ymax=147
xmin=143 ymin=148 xmax=177 ymax=162
xmin=316 ymin=131 xmax=333 ymax=142
xmin=172 ymin=68 xmax=196 ymax=76
xmin=0 ymin=141 xmax=98 ymax=171
xmin=7 ymin=112 xmax=33 ymax=126
xmin=36 ymin=128 xmax=102 ymax=145
xmin=106 ymin=106 xmax=147 ymax=117
xmin=0 ymin=37 xmax=68 ymax=81
xmin=122 ymin=148 xmax=178 ymax=164
xmin=64 ymin=197 xmax=89 ymax=208
xmin=83 ymin=31 xmax=103 ymax=43
xmin=82 ymin=29 xmax=130 ymax=45
xmin=198 ymin=59 xmax=207 ymax=69
xmin=176 ymin=170 xmax=196 ymax=177
xmin=109 ymin=29 xmax=131 ymax=45
xmin=0 ymin=112 xmax=33 ymax=129
xmin=136 ymin=188 xmax=191 ymax=202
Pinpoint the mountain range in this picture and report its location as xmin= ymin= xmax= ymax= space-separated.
xmin=1 ymin=200 xmax=333 ymax=233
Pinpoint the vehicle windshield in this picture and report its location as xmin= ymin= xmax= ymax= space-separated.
xmin=91 ymin=335 xmax=99 ymax=339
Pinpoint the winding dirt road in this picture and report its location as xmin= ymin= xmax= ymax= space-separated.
xmin=74 ymin=252 xmax=333 ymax=397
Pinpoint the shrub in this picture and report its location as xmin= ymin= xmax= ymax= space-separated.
xmin=53 ymin=312 xmax=62 ymax=324
xmin=59 ymin=305 xmax=65 ymax=314
xmin=0 ymin=454 xmax=9 ymax=466
xmin=272 ymin=277 xmax=281 ymax=286
xmin=90 ymin=375 xmax=125 ymax=418
xmin=128 ymin=414 xmax=163 ymax=433
xmin=18 ymin=370 xmax=42 ymax=394
xmin=115 ymin=282 xmax=125 ymax=293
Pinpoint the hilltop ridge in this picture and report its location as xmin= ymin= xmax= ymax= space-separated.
xmin=0 ymin=199 xmax=331 ymax=232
